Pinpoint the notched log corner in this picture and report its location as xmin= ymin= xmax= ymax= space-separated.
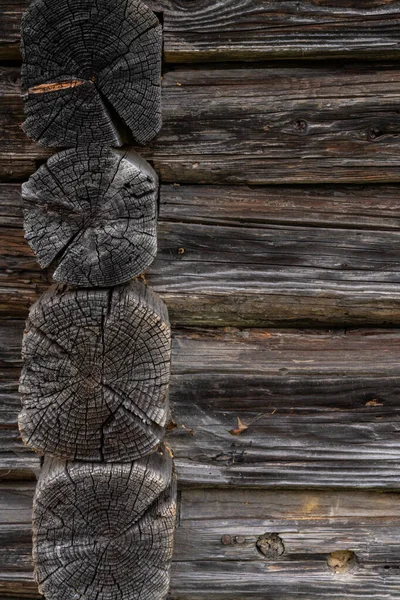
xmin=22 ymin=146 xmax=158 ymax=287
xmin=33 ymin=447 xmax=176 ymax=600
xmin=18 ymin=280 xmax=171 ymax=462
xmin=20 ymin=0 xmax=162 ymax=147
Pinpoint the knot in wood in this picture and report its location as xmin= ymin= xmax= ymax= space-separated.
xmin=22 ymin=147 xmax=159 ymax=287
xmin=327 ymin=550 xmax=357 ymax=574
xmin=256 ymin=533 xmax=285 ymax=559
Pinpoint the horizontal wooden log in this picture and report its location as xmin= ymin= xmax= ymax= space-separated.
xmin=3 ymin=322 xmax=400 ymax=488
xmin=4 ymin=182 xmax=400 ymax=326
xmin=4 ymin=65 xmax=400 ymax=183
xmin=19 ymin=282 xmax=171 ymax=462
xmin=3 ymin=484 xmax=400 ymax=599
xmin=3 ymin=1 xmax=400 ymax=62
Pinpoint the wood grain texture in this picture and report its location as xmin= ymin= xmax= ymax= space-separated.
xmin=3 ymin=1 xmax=400 ymax=62
xmin=4 ymin=65 xmax=400 ymax=183
xmin=3 ymin=484 xmax=400 ymax=599
xmin=4 ymin=322 xmax=400 ymax=488
xmin=19 ymin=282 xmax=171 ymax=462
xmin=22 ymin=147 xmax=158 ymax=287
xmin=33 ymin=450 xmax=176 ymax=600
xmin=20 ymin=0 xmax=162 ymax=146
xmin=3 ymin=182 xmax=400 ymax=326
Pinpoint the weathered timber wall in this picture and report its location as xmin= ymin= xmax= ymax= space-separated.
xmin=2 ymin=0 xmax=400 ymax=598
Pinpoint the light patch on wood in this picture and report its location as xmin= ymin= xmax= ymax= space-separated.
xmin=27 ymin=79 xmax=87 ymax=94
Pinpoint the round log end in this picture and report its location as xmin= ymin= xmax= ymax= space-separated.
xmin=19 ymin=281 xmax=171 ymax=462
xmin=33 ymin=449 xmax=176 ymax=600
xmin=22 ymin=146 xmax=158 ymax=287
xmin=21 ymin=0 xmax=162 ymax=146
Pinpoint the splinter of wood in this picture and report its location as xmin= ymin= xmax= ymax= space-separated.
xmin=22 ymin=146 xmax=158 ymax=287
xmin=21 ymin=0 xmax=162 ymax=147
xmin=33 ymin=447 xmax=176 ymax=600
xmin=18 ymin=280 xmax=171 ymax=462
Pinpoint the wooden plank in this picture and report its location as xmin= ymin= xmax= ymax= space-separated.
xmin=3 ymin=322 xmax=400 ymax=488
xmin=3 ymin=1 xmax=400 ymax=62
xmin=3 ymin=484 xmax=400 ymax=599
xmin=4 ymin=182 xmax=400 ymax=326
xmin=3 ymin=65 xmax=400 ymax=184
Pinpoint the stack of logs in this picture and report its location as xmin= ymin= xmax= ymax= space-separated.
xmin=17 ymin=1 xmax=176 ymax=599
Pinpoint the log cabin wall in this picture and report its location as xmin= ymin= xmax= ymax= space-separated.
xmin=2 ymin=1 xmax=400 ymax=599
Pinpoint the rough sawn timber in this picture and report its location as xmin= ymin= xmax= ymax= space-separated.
xmin=4 ymin=182 xmax=400 ymax=327
xmin=18 ymin=281 xmax=171 ymax=462
xmin=3 ymin=1 xmax=400 ymax=62
xmin=22 ymin=147 xmax=158 ymax=287
xmin=4 ymin=65 xmax=400 ymax=183
xmin=3 ymin=321 xmax=400 ymax=489
xmin=20 ymin=0 xmax=162 ymax=146
xmin=33 ymin=450 xmax=176 ymax=600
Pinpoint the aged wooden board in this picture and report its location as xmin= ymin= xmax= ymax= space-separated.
xmin=3 ymin=65 xmax=400 ymax=183
xmin=3 ymin=322 xmax=400 ymax=488
xmin=3 ymin=1 xmax=400 ymax=62
xmin=3 ymin=182 xmax=400 ymax=326
xmin=2 ymin=484 xmax=400 ymax=599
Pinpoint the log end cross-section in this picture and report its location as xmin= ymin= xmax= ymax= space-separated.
xmin=21 ymin=0 xmax=162 ymax=147
xmin=18 ymin=281 xmax=171 ymax=462
xmin=33 ymin=449 xmax=176 ymax=600
xmin=22 ymin=146 xmax=158 ymax=287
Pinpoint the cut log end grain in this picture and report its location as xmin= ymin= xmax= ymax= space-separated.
xmin=21 ymin=0 xmax=162 ymax=147
xmin=18 ymin=281 xmax=171 ymax=462
xmin=33 ymin=449 xmax=176 ymax=600
xmin=22 ymin=146 xmax=158 ymax=287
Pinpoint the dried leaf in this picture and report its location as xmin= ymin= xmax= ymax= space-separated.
xmin=230 ymin=417 xmax=248 ymax=436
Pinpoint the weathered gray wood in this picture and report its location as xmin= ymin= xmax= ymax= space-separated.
xmin=4 ymin=1 xmax=400 ymax=62
xmin=4 ymin=65 xmax=400 ymax=183
xmin=33 ymin=450 xmax=176 ymax=600
xmin=3 ymin=484 xmax=400 ymax=599
xmin=4 ymin=322 xmax=400 ymax=488
xmin=20 ymin=0 xmax=162 ymax=147
xmin=22 ymin=147 xmax=158 ymax=287
xmin=4 ymin=182 xmax=400 ymax=326
xmin=19 ymin=281 xmax=171 ymax=462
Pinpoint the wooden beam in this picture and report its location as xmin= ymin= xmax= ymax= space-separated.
xmin=20 ymin=0 xmax=162 ymax=146
xmin=3 ymin=1 xmax=400 ymax=63
xmin=3 ymin=484 xmax=400 ymax=599
xmin=3 ymin=183 xmax=400 ymax=326
xmin=22 ymin=147 xmax=159 ymax=287
xmin=3 ymin=322 xmax=400 ymax=489
xmin=4 ymin=65 xmax=400 ymax=184
xmin=32 ymin=451 xmax=176 ymax=600
xmin=19 ymin=282 xmax=171 ymax=462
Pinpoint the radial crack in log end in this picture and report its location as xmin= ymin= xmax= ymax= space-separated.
xmin=18 ymin=280 xmax=171 ymax=461
xmin=33 ymin=448 xmax=176 ymax=600
xmin=22 ymin=146 xmax=159 ymax=287
xmin=21 ymin=0 xmax=162 ymax=147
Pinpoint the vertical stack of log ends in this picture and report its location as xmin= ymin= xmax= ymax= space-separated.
xmin=18 ymin=1 xmax=176 ymax=599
